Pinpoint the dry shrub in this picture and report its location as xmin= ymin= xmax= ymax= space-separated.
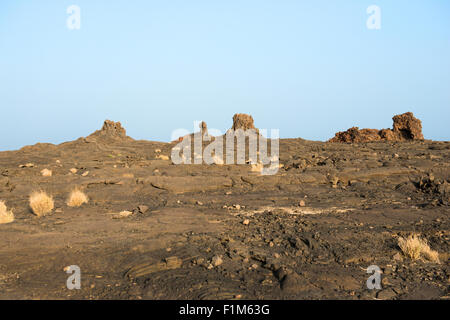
xmin=0 ymin=201 xmax=14 ymax=224
xmin=29 ymin=191 xmax=54 ymax=216
xmin=398 ymin=234 xmax=440 ymax=263
xmin=67 ymin=189 xmax=88 ymax=207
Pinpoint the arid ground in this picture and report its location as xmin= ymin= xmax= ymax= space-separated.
xmin=0 ymin=120 xmax=448 ymax=300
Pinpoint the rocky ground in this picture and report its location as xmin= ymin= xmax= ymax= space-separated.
xmin=0 ymin=120 xmax=449 ymax=300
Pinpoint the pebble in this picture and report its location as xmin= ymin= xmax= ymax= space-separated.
xmin=19 ymin=163 xmax=34 ymax=168
xmin=137 ymin=205 xmax=149 ymax=214
xmin=211 ymin=255 xmax=223 ymax=267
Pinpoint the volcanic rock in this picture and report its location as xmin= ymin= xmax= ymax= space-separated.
xmin=392 ymin=112 xmax=424 ymax=140
xmin=200 ymin=121 xmax=209 ymax=137
xmin=231 ymin=113 xmax=257 ymax=131
xmin=329 ymin=112 xmax=424 ymax=143
xmin=87 ymin=120 xmax=131 ymax=141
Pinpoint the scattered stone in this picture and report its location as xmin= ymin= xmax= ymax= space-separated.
xmin=137 ymin=205 xmax=149 ymax=214
xmin=19 ymin=163 xmax=34 ymax=168
xmin=112 ymin=211 xmax=133 ymax=219
xmin=299 ymin=200 xmax=306 ymax=207
xmin=165 ymin=256 xmax=183 ymax=269
xmin=126 ymin=256 xmax=182 ymax=278
xmin=156 ymin=154 xmax=170 ymax=161
xmin=393 ymin=252 xmax=403 ymax=262
xmin=196 ymin=201 xmax=203 ymax=206
xmin=280 ymin=272 xmax=302 ymax=292
xmin=40 ymin=169 xmax=52 ymax=177
xmin=81 ymin=171 xmax=89 ymax=177
xmin=242 ymin=219 xmax=250 ymax=225
xmin=211 ymin=255 xmax=223 ymax=267
xmin=377 ymin=288 xmax=397 ymax=300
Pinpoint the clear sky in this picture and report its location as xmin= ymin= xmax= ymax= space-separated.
xmin=0 ymin=0 xmax=449 ymax=150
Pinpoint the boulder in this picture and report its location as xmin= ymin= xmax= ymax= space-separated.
xmin=392 ymin=112 xmax=424 ymax=140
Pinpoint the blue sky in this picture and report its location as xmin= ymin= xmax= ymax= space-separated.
xmin=0 ymin=0 xmax=449 ymax=150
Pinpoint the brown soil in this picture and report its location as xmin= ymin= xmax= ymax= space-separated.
xmin=0 ymin=120 xmax=448 ymax=300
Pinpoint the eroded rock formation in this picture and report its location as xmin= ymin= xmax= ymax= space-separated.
xmin=231 ymin=113 xmax=257 ymax=131
xmin=329 ymin=112 xmax=424 ymax=143
xmin=87 ymin=120 xmax=131 ymax=141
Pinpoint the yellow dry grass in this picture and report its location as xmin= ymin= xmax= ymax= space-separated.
xmin=29 ymin=191 xmax=54 ymax=216
xmin=0 ymin=201 xmax=14 ymax=224
xmin=66 ymin=189 xmax=89 ymax=207
xmin=398 ymin=234 xmax=440 ymax=263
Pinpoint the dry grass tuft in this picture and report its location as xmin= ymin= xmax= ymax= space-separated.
xmin=66 ymin=189 xmax=89 ymax=207
xmin=29 ymin=191 xmax=54 ymax=216
xmin=398 ymin=234 xmax=440 ymax=263
xmin=0 ymin=201 xmax=14 ymax=224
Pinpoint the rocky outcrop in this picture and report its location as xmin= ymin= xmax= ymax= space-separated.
xmin=329 ymin=112 xmax=424 ymax=143
xmin=392 ymin=112 xmax=424 ymax=140
xmin=87 ymin=120 xmax=131 ymax=141
xmin=231 ymin=113 xmax=257 ymax=131
xmin=200 ymin=121 xmax=209 ymax=137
